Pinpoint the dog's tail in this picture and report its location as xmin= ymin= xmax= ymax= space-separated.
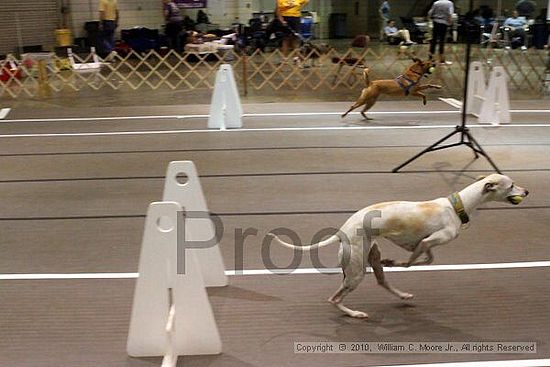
xmin=267 ymin=232 xmax=341 ymax=251
xmin=362 ymin=67 xmax=371 ymax=87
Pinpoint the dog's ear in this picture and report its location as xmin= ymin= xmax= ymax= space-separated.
xmin=411 ymin=56 xmax=421 ymax=63
xmin=483 ymin=181 xmax=498 ymax=193
xmin=475 ymin=175 xmax=486 ymax=181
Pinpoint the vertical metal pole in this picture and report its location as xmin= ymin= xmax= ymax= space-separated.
xmin=88 ymin=0 xmax=93 ymax=20
xmin=460 ymin=0 xmax=474 ymax=132
xmin=15 ymin=12 xmax=24 ymax=56
xmin=242 ymin=54 xmax=248 ymax=97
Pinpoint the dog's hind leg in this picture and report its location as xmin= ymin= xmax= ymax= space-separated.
xmin=328 ymin=268 xmax=367 ymax=318
xmin=328 ymin=237 xmax=372 ymax=318
xmin=341 ymin=99 xmax=366 ymax=118
xmin=368 ymin=242 xmax=414 ymax=300
xmin=360 ymin=97 xmax=377 ymax=120
xmin=342 ymin=89 xmax=371 ymax=118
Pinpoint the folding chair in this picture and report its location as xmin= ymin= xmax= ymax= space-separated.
xmin=300 ymin=16 xmax=314 ymax=41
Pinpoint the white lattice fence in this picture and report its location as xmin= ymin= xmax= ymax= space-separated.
xmin=0 ymin=46 xmax=547 ymax=99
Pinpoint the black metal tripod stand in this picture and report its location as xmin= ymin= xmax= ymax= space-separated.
xmin=392 ymin=2 xmax=501 ymax=174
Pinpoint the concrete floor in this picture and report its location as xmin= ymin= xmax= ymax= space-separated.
xmin=0 ymin=100 xmax=549 ymax=366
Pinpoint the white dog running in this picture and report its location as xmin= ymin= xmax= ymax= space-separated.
xmin=268 ymin=174 xmax=529 ymax=319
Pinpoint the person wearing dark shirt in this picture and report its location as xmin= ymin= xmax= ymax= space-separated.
xmin=163 ymin=0 xmax=183 ymax=51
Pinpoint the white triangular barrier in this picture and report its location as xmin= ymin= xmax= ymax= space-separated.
xmin=0 ymin=107 xmax=11 ymax=120
xmin=127 ymin=201 xmax=222 ymax=362
xmin=208 ymin=64 xmax=243 ymax=129
xmin=478 ymin=66 xmax=511 ymax=125
xmin=466 ymin=61 xmax=486 ymax=116
xmin=163 ymin=161 xmax=227 ymax=287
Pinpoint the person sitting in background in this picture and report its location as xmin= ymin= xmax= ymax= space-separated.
xmin=384 ymin=19 xmax=414 ymax=45
xmin=504 ymin=10 xmax=528 ymax=47
xmin=182 ymin=15 xmax=196 ymax=31
xmin=197 ymin=10 xmax=210 ymax=24
xmin=504 ymin=10 xmax=527 ymax=30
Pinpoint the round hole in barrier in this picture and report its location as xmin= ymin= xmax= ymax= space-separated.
xmin=175 ymin=172 xmax=189 ymax=186
xmin=157 ymin=216 xmax=173 ymax=232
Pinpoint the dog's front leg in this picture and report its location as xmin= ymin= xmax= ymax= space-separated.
xmin=410 ymin=90 xmax=428 ymax=105
xmin=382 ymin=247 xmax=434 ymax=267
xmin=416 ymin=84 xmax=442 ymax=91
xmin=411 ymin=85 xmax=442 ymax=105
xmin=405 ymin=229 xmax=456 ymax=267
xmin=408 ymin=248 xmax=434 ymax=266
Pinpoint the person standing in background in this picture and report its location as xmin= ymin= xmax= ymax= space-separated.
xmin=428 ymin=0 xmax=454 ymax=65
xmin=276 ymin=0 xmax=309 ymax=58
xmin=99 ymin=0 xmax=119 ymax=56
xmin=379 ymin=0 xmax=391 ymax=39
xmin=163 ymin=0 xmax=183 ymax=51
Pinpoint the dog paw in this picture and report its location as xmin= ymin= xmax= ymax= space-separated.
xmin=349 ymin=310 xmax=369 ymax=319
xmin=400 ymin=293 xmax=414 ymax=300
xmin=434 ymin=85 xmax=442 ymax=89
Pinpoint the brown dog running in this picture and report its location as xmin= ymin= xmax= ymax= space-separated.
xmin=341 ymin=57 xmax=441 ymax=120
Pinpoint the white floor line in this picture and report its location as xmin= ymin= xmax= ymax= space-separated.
xmin=0 ymin=108 xmax=11 ymax=120
xmin=2 ymin=109 xmax=549 ymax=124
xmin=2 ymin=123 xmax=550 ymax=139
xmin=1 ymin=261 xmax=549 ymax=280
xmin=243 ymin=111 xmax=461 ymax=116
xmin=374 ymin=358 xmax=550 ymax=367
xmin=509 ymin=109 xmax=550 ymax=113
xmin=2 ymin=114 xmax=208 ymax=123
xmin=0 ymin=111 xmax=459 ymax=123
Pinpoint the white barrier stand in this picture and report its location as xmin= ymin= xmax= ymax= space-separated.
xmin=478 ymin=66 xmax=511 ymax=125
xmin=466 ymin=61 xmax=486 ymax=116
xmin=0 ymin=108 xmax=11 ymax=120
xmin=127 ymin=201 xmax=222 ymax=363
xmin=208 ymin=64 xmax=242 ymax=129
xmin=163 ymin=161 xmax=228 ymax=287
xmin=68 ymin=47 xmax=102 ymax=72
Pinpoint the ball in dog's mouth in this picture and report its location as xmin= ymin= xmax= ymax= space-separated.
xmin=428 ymin=66 xmax=435 ymax=74
xmin=507 ymin=195 xmax=524 ymax=205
